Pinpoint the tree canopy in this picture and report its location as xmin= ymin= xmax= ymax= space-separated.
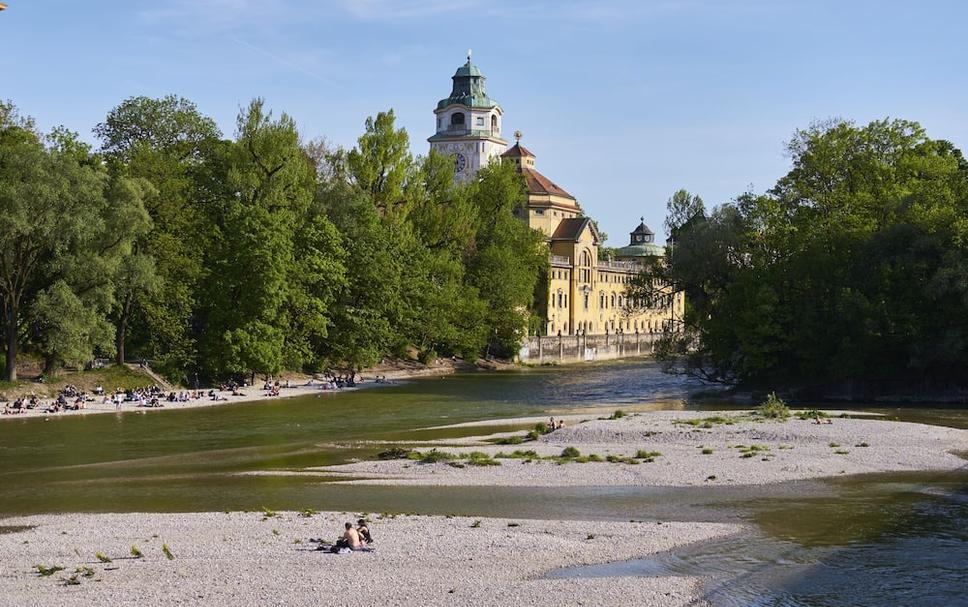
xmin=1 ymin=97 xmax=545 ymax=381
xmin=633 ymin=119 xmax=968 ymax=389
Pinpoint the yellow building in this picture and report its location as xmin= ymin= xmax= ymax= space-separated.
xmin=502 ymin=141 xmax=682 ymax=336
xmin=429 ymin=56 xmax=682 ymax=337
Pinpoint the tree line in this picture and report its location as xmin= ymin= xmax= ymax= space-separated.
xmin=0 ymin=97 xmax=548 ymax=382
xmin=633 ymin=119 xmax=968 ymax=390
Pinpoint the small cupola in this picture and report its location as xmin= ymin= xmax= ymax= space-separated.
xmin=630 ymin=218 xmax=654 ymax=244
xmin=501 ymin=131 xmax=536 ymax=169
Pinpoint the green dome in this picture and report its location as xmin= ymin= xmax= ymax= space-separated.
xmin=615 ymin=242 xmax=665 ymax=258
xmin=436 ymin=59 xmax=500 ymax=110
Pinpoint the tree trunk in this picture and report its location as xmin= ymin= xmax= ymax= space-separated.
xmin=116 ymin=295 xmax=132 ymax=366
xmin=4 ymin=305 xmax=17 ymax=382
xmin=116 ymin=329 xmax=126 ymax=367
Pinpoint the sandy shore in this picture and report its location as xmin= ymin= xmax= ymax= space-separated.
xmin=0 ymin=383 xmax=352 ymax=421
xmin=307 ymin=410 xmax=968 ymax=487
xmin=0 ymin=356 xmax=502 ymax=423
xmin=0 ymin=511 xmax=741 ymax=607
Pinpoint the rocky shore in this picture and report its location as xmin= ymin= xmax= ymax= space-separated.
xmin=309 ymin=410 xmax=968 ymax=487
xmin=0 ymin=511 xmax=741 ymax=607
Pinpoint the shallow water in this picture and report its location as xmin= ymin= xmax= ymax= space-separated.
xmin=1 ymin=359 xmax=966 ymax=605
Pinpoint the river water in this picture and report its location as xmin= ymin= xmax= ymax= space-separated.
xmin=1 ymin=360 xmax=966 ymax=605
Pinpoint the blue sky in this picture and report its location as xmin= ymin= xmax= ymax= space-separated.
xmin=4 ymin=0 xmax=967 ymax=242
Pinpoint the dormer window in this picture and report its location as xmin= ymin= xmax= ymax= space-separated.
xmin=451 ymin=112 xmax=465 ymax=126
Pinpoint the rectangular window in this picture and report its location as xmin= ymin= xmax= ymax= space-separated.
xmin=476 ymin=116 xmax=485 ymax=126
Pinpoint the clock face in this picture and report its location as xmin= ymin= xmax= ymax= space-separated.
xmin=454 ymin=152 xmax=467 ymax=174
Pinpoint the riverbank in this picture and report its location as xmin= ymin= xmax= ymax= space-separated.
xmin=0 ymin=511 xmax=741 ymax=607
xmin=308 ymin=410 xmax=968 ymax=487
xmin=0 ymin=357 xmax=503 ymax=422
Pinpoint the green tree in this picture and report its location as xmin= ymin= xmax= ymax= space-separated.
xmin=641 ymin=119 xmax=968 ymax=388
xmin=199 ymin=99 xmax=341 ymax=379
xmin=664 ymin=189 xmax=705 ymax=237
xmin=95 ymin=95 xmax=221 ymax=370
xmin=0 ymin=103 xmax=149 ymax=378
xmin=465 ymin=161 xmax=548 ymax=356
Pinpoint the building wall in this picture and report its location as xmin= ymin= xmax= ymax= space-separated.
xmin=519 ymin=332 xmax=665 ymax=365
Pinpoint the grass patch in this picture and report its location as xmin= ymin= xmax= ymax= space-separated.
xmin=828 ymin=442 xmax=841 ymax=448
xmin=75 ymin=566 xmax=95 ymax=578
xmin=701 ymin=448 xmax=714 ymax=455
xmin=634 ymin=450 xmax=662 ymax=462
xmin=608 ymin=410 xmax=627 ymax=420
xmin=737 ymin=444 xmax=771 ymax=458
xmin=299 ymin=508 xmax=318 ymax=518
xmin=95 ymin=551 xmax=112 ymax=563
xmin=470 ymin=520 xmax=481 ymax=528
xmin=855 ymin=442 xmax=870 ymax=448
xmin=756 ymin=392 xmax=790 ymax=420
xmin=492 ymin=436 xmax=524 ymax=445
xmin=466 ymin=451 xmax=501 ymax=467
xmin=605 ymin=454 xmax=639 ymax=464
xmin=377 ymin=448 xmax=412 ymax=460
xmin=495 ymin=449 xmax=539 ymax=459
xmin=678 ymin=415 xmax=738 ymax=428
xmin=35 ymin=564 xmax=64 ymax=577
xmin=834 ymin=449 xmax=850 ymax=455
xmin=560 ymin=446 xmax=581 ymax=458
xmin=797 ymin=409 xmax=830 ymax=420
xmin=408 ymin=449 xmax=458 ymax=464
xmin=129 ymin=545 xmax=143 ymax=559
xmin=161 ymin=543 xmax=174 ymax=560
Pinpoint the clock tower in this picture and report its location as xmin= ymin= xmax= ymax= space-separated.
xmin=428 ymin=52 xmax=508 ymax=183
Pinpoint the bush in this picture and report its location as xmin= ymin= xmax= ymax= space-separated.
xmin=609 ymin=410 xmax=627 ymax=420
xmin=414 ymin=449 xmax=457 ymax=463
xmin=560 ymin=446 xmax=581 ymax=458
xmin=756 ymin=392 xmax=790 ymax=419
xmin=466 ymin=452 xmax=501 ymax=466
xmin=494 ymin=436 xmax=524 ymax=445
xmin=377 ymin=448 xmax=412 ymax=460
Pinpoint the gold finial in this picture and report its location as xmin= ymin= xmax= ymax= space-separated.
xmin=514 ymin=130 xmax=522 ymax=143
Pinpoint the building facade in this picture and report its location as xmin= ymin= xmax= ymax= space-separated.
xmin=429 ymin=57 xmax=683 ymax=337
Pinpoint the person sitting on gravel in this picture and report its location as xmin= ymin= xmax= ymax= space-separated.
xmin=357 ymin=519 xmax=372 ymax=545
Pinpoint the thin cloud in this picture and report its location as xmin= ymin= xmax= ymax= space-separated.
xmin=337 ymin=0 xmax=484 ymax=19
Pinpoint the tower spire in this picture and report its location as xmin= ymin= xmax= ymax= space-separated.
xmin=467 ymin=48 xmax=472 ymax=62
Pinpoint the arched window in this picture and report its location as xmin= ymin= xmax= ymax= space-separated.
xmin=491 ymin=114 xmax=498 ymax=132
xmin=451 ymin=112 xmax=465 ymax=126
xmin=579 ymin=250 xmax=592 ymax=283
xmin=599 ymin=292 xmax=605 ymax=308
xmin=583 ymin=293 xmax=589 ymax=310
xmin=610 ymin=293 xmax=616 ymax=308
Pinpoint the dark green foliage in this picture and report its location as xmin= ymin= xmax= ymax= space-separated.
xmin=608 ymin=410 xmax=627 ymax=419
xmin=2 ymin=98 xmax=550 ymax=382
xmin=560 ymin=446 xmax=581 ymax=458
xmin=633 ymin=119 xmax=968 ymax=390
xmin=377 ymin=448 xmax=413 ymax=460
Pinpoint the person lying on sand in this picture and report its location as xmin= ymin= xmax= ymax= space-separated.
xmin=814 ymin=414 xmax=833 ymax=425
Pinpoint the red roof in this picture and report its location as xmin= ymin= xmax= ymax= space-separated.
xmin=501 ymin=142 xmax=535 ymax=158
xmin=522 ymin=168 xmax=574 ymax=199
